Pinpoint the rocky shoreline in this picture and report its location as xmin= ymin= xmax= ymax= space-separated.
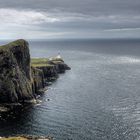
xmin=0 ymin=135 xmax=53 ymax=140
xmin=0 ymin=39 xmax=70 ymax=111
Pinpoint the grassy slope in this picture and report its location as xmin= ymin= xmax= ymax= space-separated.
xmin=31 ymin=58 xmax=53 ymax=67
xmin=0 ymin=137 xmax=27 ymax=140
xmin=0 ymin=39 xmax=26 ymax=50
xmin=31 ymin=58 xmax=64 ymax=67
xmin=0 ymin=39 xmax=63 ymax=68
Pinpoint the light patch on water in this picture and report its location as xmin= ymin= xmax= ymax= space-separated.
xmin=117 ymin=56 xmax=140 ymax=64
xmin=94 ymin=54 xmax=140 ymax=65
xmin=78 ymin=52 xmax=140 ymax=66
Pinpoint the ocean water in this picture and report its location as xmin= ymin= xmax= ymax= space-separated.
xmin=1 ymin=39 xmax=140 ymax=139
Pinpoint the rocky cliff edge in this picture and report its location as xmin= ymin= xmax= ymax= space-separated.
xmin=0 ymin=39 xmax=70 ymax=108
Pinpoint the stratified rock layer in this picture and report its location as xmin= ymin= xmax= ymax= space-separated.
xmin=31 ymin=66 xmax=45 ymax=94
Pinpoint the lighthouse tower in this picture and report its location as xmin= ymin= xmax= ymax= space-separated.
xmin=56 ymin=52 xmax=61 ymax=59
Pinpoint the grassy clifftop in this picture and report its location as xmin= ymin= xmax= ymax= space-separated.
xmin=0 ymin=39 xmax=28 ymax=50
xmin=31 ymin=58 xmax=64 ymax=67
xmin=31 ymin=58 xmax=52 ymax=67
xmin=0 ymin=137 xmax=27 ymax=140
xmin=0 ymin=39 xmax=70 ymax=105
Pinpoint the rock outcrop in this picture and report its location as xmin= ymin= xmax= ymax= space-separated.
xmin=0 ymin=39 xmax=70 ymax=106
xmin=0 ymin=40 xmax=33 ymax=103
xmin=31 ymin=66 xmax=45 ymax=94
xmin=0 ymin=135 xmax=53 ymax=140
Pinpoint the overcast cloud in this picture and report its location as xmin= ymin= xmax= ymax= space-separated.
xmin=0 ymin=0 xmax=140 ymax=39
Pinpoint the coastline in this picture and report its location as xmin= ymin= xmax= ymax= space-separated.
xmin=0 ymin=39 xmax=70 ymax=139
xmin=0 ymin=135 xmax=53 ymax=140
xmin=0 ymin=39 xmax=70 ymax=110
xmin=0 ymin=39 xmax=70 ymax=109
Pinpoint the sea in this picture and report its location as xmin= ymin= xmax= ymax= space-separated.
xmin=1 ymin=38 xmax=140 ymax=140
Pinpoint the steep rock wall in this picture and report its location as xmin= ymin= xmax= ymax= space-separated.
xmin=0 ymin=40 xmax=34 ymax=103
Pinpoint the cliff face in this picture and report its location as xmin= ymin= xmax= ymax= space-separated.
xmin=31 ymin=67 xmax=45 ymax=94
xmin=0 ymin=40 xmax=33 ymax=103
xmin=35 ymin=65 xmax=58 ymax=80
xmin=0 ymin=39 xmax=70 ymax=105
xmin=49 ymin=60 xmax=71 ymax=73
xmin=9 ymin=40 xmax=31 ymax=80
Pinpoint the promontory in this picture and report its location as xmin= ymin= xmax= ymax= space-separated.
xmin=0 ymin=39 xmax=70 ymax=110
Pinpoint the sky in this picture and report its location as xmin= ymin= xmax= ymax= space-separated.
xmin=0 ymin=0 xmax=140 ymax=39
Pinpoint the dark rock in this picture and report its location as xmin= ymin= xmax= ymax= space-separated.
xmin=0 ymin=39 xmax=70 ymax=107
xmin=0 ymin=40 xmax=34 ymax=103
xmin=36 ymin=65 xmax=58 ymax=79
xmin=31 ymin=67 xmax=45 ymax=94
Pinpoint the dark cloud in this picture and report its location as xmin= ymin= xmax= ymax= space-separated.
xmin=0 ymin=0 xmax=140 ymax=39
xmin=0 ymin=0 xmax=140 ymax=15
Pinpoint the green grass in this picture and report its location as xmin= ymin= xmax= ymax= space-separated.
xmin=0 ymin=137 xmax=27 ymax=140
xmin=31 ymin=57 xmax=65 ymax=67
xmin=31 ymin=58 xmax=53 ymax=67
xmin=0 ymin=39 xmax=64 ymax=68
xmin=0 ymin=39 xmax=26 ymax=50
xmin=50 ymin=58 xmax=64 ymax=62
xmin=51 ymin=60 xmax=63 ymax=64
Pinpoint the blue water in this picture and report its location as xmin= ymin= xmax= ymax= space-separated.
xmin=1 ymin=39 xmax=140 ymax=140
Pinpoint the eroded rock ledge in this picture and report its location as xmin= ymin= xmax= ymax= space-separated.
xmin=0 ymin=39 xmax=70 ymax=109
xmin=0 ymin=135 xmax=53 ymax=140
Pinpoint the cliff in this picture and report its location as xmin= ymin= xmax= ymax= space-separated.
xmin=0 ymin=39 xmax=33 ymax=103
xmin=31 ymin=57 xmax=70 ymax=82
xmin=0 ymin=39 xmax=70 ymax=108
